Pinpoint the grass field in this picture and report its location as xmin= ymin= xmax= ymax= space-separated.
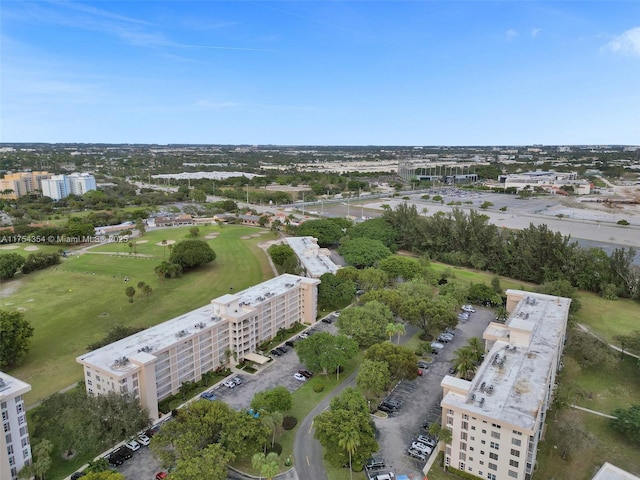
xmin=2 ymin=225 xmax=277 ymax=405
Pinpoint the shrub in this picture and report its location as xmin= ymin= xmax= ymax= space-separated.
xmin=282 ymin=416 xmax=298 ymax=430
xmin=617 ymin=219 xmax=630 ymax=225
xmin=313 ymin=383 xmax=325 ymax=393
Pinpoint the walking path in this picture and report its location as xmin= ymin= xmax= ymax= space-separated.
xmin=570 ymin=405 xmax=617 ymax=419
xmin=576 ymin=323 xmax=640 ymax=359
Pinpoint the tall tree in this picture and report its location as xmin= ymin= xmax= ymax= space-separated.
xmin=250 ymin=386 xmax=292 ymax=414
xmin=339 ymin=427 xmax=361 ymax=480
xmin=364 ymin=342 xmax=417 ymax=381
xmin=125 ymin=286 xmax=136 ymax=303
xmin=336 ymin=301 xmax=392 ymax=348
xmin=356 ymin=359 xmax=389 ymax=397
xmin=0 ymin=252 xmax=25 ymax=280
xmin=171 ymin=443 xmax=234 ymax=480
xmin=295 ymin=332 xmax=358 ymax=376
xmin=169 ymin=239 xmax=216 ymax=270
xmin=338 ymin=237 xmax=392 ymax=268
xmin=0 ymin=310 xmax=34 ymax=368
xmin=399 ymin=297 xmax=457 ymax=335
xmin=252 ymin=452 xmax=280 ymax=480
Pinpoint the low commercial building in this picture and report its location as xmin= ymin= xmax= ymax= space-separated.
xmin=0 ymin=372 xmax=32 ymax=480
xmin=284 ymin=236 xmax=340 ymax=278
xmin=499 ymin=171 xmax=592 ymax=195
xmin=440 ymin=290 xmax=571 ymax=480
xmin=77 ymin=274 xmax=320 ymax=419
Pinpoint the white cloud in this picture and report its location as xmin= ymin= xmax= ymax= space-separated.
xmin=531 ymin=28 xmax=542 ymax=39
xmin=603 ymin=26 xmax=640 ymax=57
xmin=506 ymin=29 xmax=519 ymax=41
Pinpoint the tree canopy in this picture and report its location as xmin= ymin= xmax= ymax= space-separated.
xmin=338 ymin=237 xmax=392 ymax=268
xmin=169 ymin=239 xmax=216 ymax=270
xmin=0 ymin=252 xmax=25 ymax=280
xmin=347 ymin=217 xmax=398 ymax=250
xmin=0 ymin=309 xmax=34 ymax=368
xmin=250 ymin=386 xmax=292 ymax=413
xmin=317 ymin=273 xmax=355 ymax=310
xmin=364 ymin=342 xmax=417 ymax=382
xmin=336 ymin=301 xmax=392 ymax=348
xmin=295 ymin=332 xmax=358 ymax=375
xmin=611 ymin=404 xmax=640 ymax=444
xmin=295 ymin=219 xmax=344 ymax=247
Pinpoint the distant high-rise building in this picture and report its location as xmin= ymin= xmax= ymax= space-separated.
xmin=0 ymin=372 xmax=32 ymax=480
xmin=41 ymin=173 xmax=97 ymax=200
xmin=0 ymin=171 xmax=52 ymax=199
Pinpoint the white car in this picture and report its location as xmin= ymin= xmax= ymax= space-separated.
xmin=293 ymin=373 xmax=307 ymax=381
xmin=299 ymin=333 xmax=309 ymax=339
xmin=137 ymin=433 xmax=151 ymax=446
xmin=125 ymin=439 xmax=141 ymax=452
xmin=462 ymin=305 xmax=476 ymax=313
xmin=410 ymin=441 xmax=433 ymax=455
xmin=223 ymin=380 xmax=236 ymax=388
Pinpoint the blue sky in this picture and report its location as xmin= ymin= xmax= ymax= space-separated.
xmin=1 ymin=1 xmax=639 ymax=145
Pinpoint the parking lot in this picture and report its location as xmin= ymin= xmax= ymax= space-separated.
xmin=369 ymin=306 xmax=495 ymax=479
xmin=106 ymin=319 xmax=338 ymax=480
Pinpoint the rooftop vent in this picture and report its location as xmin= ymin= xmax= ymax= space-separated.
xmin=486 ymin=385 xmax=494 ymax=395
xmin=137 ymin=346 xmax=152 ymax=353
xmin=479 ymin=397 xmax=486 ymax=407
xmin=285 ymin=283 xmax=294 ymax=287
xmin=113 ymin=356 xmax=129 ymax=367
xmin=175 ymin=329 xmax=188 ymax=338
xmin=194 ymin=322 xmax=206 ymax=329
xmin=0 ymin=378 xmax=5 ymax=388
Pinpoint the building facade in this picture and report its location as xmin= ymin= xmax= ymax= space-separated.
xmin=499 ymin=171 xmax=591 ymax=195
xmin=440 ymin=290 xmax=571 ymax=480
xmin=0 ymin=372 xmax=32 ymax=480
xmin=0 ymin=171 xmax=52 ymax=199
xmin=41 ymin=173 xmax=97 ymax=200
xmin=77 ymin=274 xmax=320 ymax=419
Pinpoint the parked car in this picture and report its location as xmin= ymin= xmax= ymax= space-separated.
xmin=285 ymin=340 xmax=295 ymax=347
xmin=462 ymin=304 xmax=476 ymax=313
xmin=417 ymin=360 xmax=430 ymax=369
xmin=137 ymin=433 xmax=151 ymax=446
xmin=113 ymin=447 xmax=132 ymax=460
xmin=431 ymin=342 xmax=445 ymax=354
xmin=276 ymin=346 xmax=288 ymax=354
xmin=417 ymin=368 xmax=423 ymax=376
xmin=71 ymin=472 xmax=86 ymax=479
xmin=365 ymin=457 xmax=386 ymax=469
xmin=107 ymin=454 xmax=123 ymax=467
xmin=417 ymin=435 xmax=437 ymax=448
xmin=270 ymin=349 xmax=281 ymax=356
xmin=299 ymin=332 xmax=309 ymax=339
xmin=293 ymin=372 xmax=307 ymax=381
xmin=321 ymin=316 xmax=333 ymax=324
xmin=407 ymin=448 xmax=427 ymax=461
xmin=125 ymin=439 xmax=141 ymax=452
xmin=410 ymin=441 xmax=433 ymax=455
xmin=223 ymin=380 xmax=236 ymax=388
xmin=437 ymin=333 xmax=453 ymax=343
xmin=200 ymin=391 xmax=217 ymax=401
xmin=232 ymin=376 xmax=243 ymax=385
xmin=378 ymin=404 xmax=396 ymax=414
xmin=155 ymin=473 xmax=168 ymax=480
xmin=298 ymin=370 xmax=314 ymax=378
xmin=458 ymin=312 xmax=470 ymax=320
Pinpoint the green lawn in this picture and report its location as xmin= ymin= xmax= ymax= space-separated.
xmin=3 ymin=225 xmax=277 ymax=405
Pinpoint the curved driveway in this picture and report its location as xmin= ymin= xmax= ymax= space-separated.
xmin=293 ymin=368 xmax=359 ymax=480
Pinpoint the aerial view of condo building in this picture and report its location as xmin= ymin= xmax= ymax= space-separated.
xmin=441 ymin=290 xmax=571 ymax=480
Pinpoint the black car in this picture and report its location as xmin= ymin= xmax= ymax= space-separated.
xmin=270 ymin=349 xmax=281 ymax=356
xmin=107 ymin=454 xmax=123 ymax=467
xmin=378 ymin=404 xmax=396 ymax=414
xmin=276 ymin=346 xmax=288 ymax=354
xmin=365 ymin=457 xmax=386 ymax=470
xmin=113 ymin=447 xmax=132 ymax=460
xmin=321 ymin=316 xmax=333 ymax=324
xmin=70 ymin=473 xmax=86 ymax=480
xmin=285 ymin=340 xmax=295 ymax=348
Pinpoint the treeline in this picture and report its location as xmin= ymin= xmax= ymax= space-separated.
xmin=380 ymin=204 xmax=639 ymax=299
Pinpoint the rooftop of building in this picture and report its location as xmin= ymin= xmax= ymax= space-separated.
xmin=592 ymin=463 xmax=640 ymax=480
xmin=442 ymin=290 xmax=571 ymax=431
xmin=284 ymin=236 xmax=340 ymax=277
xmin=0 ymin=371 xmax=31 ymax=400
xmin=77 ymin=274 xmax=318 ymax=376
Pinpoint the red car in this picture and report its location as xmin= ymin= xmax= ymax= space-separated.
xmin=155 ymin=473 xmax=168 ymax=480
xmin=417 ymin=369 xmax=423 ymax=376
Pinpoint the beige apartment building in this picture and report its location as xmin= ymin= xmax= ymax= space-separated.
xmin=440 ymin=290 xmax=571 ymax=480
xmin=77 ymin=274 xmax=319 ymax=419
xmin=0 ymin=372 xmax=32 ymax=480
xmin=0 ymin=171 xmax=52 ymax=199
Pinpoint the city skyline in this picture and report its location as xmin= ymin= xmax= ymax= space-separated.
xmin=1 ymin=1 xmax=639 ymax=146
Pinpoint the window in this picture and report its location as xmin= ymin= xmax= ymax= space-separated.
xmin=19 ymin=427 xmax=26 ymax=437
xmin=488 ymin=463 xmax=497 ymax=471
xmin=511 ymin=448 xmax=520 ymax=457
xmin=471 ymin=426 xmax=476 ymax=430
xmin=459 ymin=452 xmax=466 ymax=461
xmin=463 ymin=414 xmax=469 ymax=420
xmin=87 ymin=380 xmax=92 ymax=386
xmin=481 ymin=440 xmax=486 ymax=445
xmin=513 ymin=430 xmax=522 ymax=436
xmin=5 ymin=433 xmax=11 ymax=444
xmin=18 ymin=415 xmax=25 ymax=425
xmin=489 ymin=452 xmax=499 ymax=460
xmin=491 ymin=431 xmax=500 ymax=439
xmin=7 ymin=445 xmax=13 ymax=455
xmin=460 ymin=442 xmax=467 ymax=451
xmin=461 ymin=432 xmax=468 ymax=441
xmin=459 ymin=462 xmax=465 ymax=471
xmin=1 ymin=411 xmax=7 ymax=421
xmin=487 ymin=475 xmax=496 ymax=480
xmin=509 ymin=470 xmax=518 ymax=478
xmin=490 ymin=442 xmax=499 ymax=450
xmin=492 ymin=423 xmax=501 ymax=429
xmin=447 ymin=416 xmax=454 ymax=426
xmin=462 ymin=421 xmax=468 ymax=430
xmin=512 ymin=438 xmax=522 ymax=446
xmin=482 ymin=429 xmax=487 ymax=434
xmin=510 ymin=459 xmax=519 ymax=467
xmin=21 ymin=437 xmax=29 ymax=447
xmin=469 ymin=446 xmax=474 ymax=451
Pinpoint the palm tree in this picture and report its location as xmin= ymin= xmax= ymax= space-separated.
xmin=385 ymin=322 xmax=396 ymax=342
xmin=262 ymin=411 xmax=284 ymax=447
xmin=338 ymin=427 xmax=360 ymax=480
xmin=466 ymin=336 xmax=484 ymax=363
xmin=452 ymin=346 xmax=477 ymax=380
xmin=125 ymin=286 xmax=136 ymax=303
xmin=252 ymin=452 xmax=279 ymax=480
xmin=394 ymin=323 xmax=406 ymax=344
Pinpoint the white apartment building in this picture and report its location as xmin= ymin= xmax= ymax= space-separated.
xmin=77 ymin=274 xmax=320 ymax=419
xmin=284 ymin=236 xmax=340 ymax=278
xmin=440 ymin=290 xmax=571 ymax=480
xmin=0 ymin=372 xmax=32 ymax=480
xmin=41 ymin=173 xmax=97 ymax=200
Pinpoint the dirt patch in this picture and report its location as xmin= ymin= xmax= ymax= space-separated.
xmin=0 ymin=279 xmax=22 ymax=298
xmin=24 ymin=246 xmax=40 ymax=251
xmin=135 ymin=240 xmax=149 ymax=244
xmin=0 ymin=245 xmax=20 ymax=250
xmin=241 ymin=236 xmax=252 ymax=240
